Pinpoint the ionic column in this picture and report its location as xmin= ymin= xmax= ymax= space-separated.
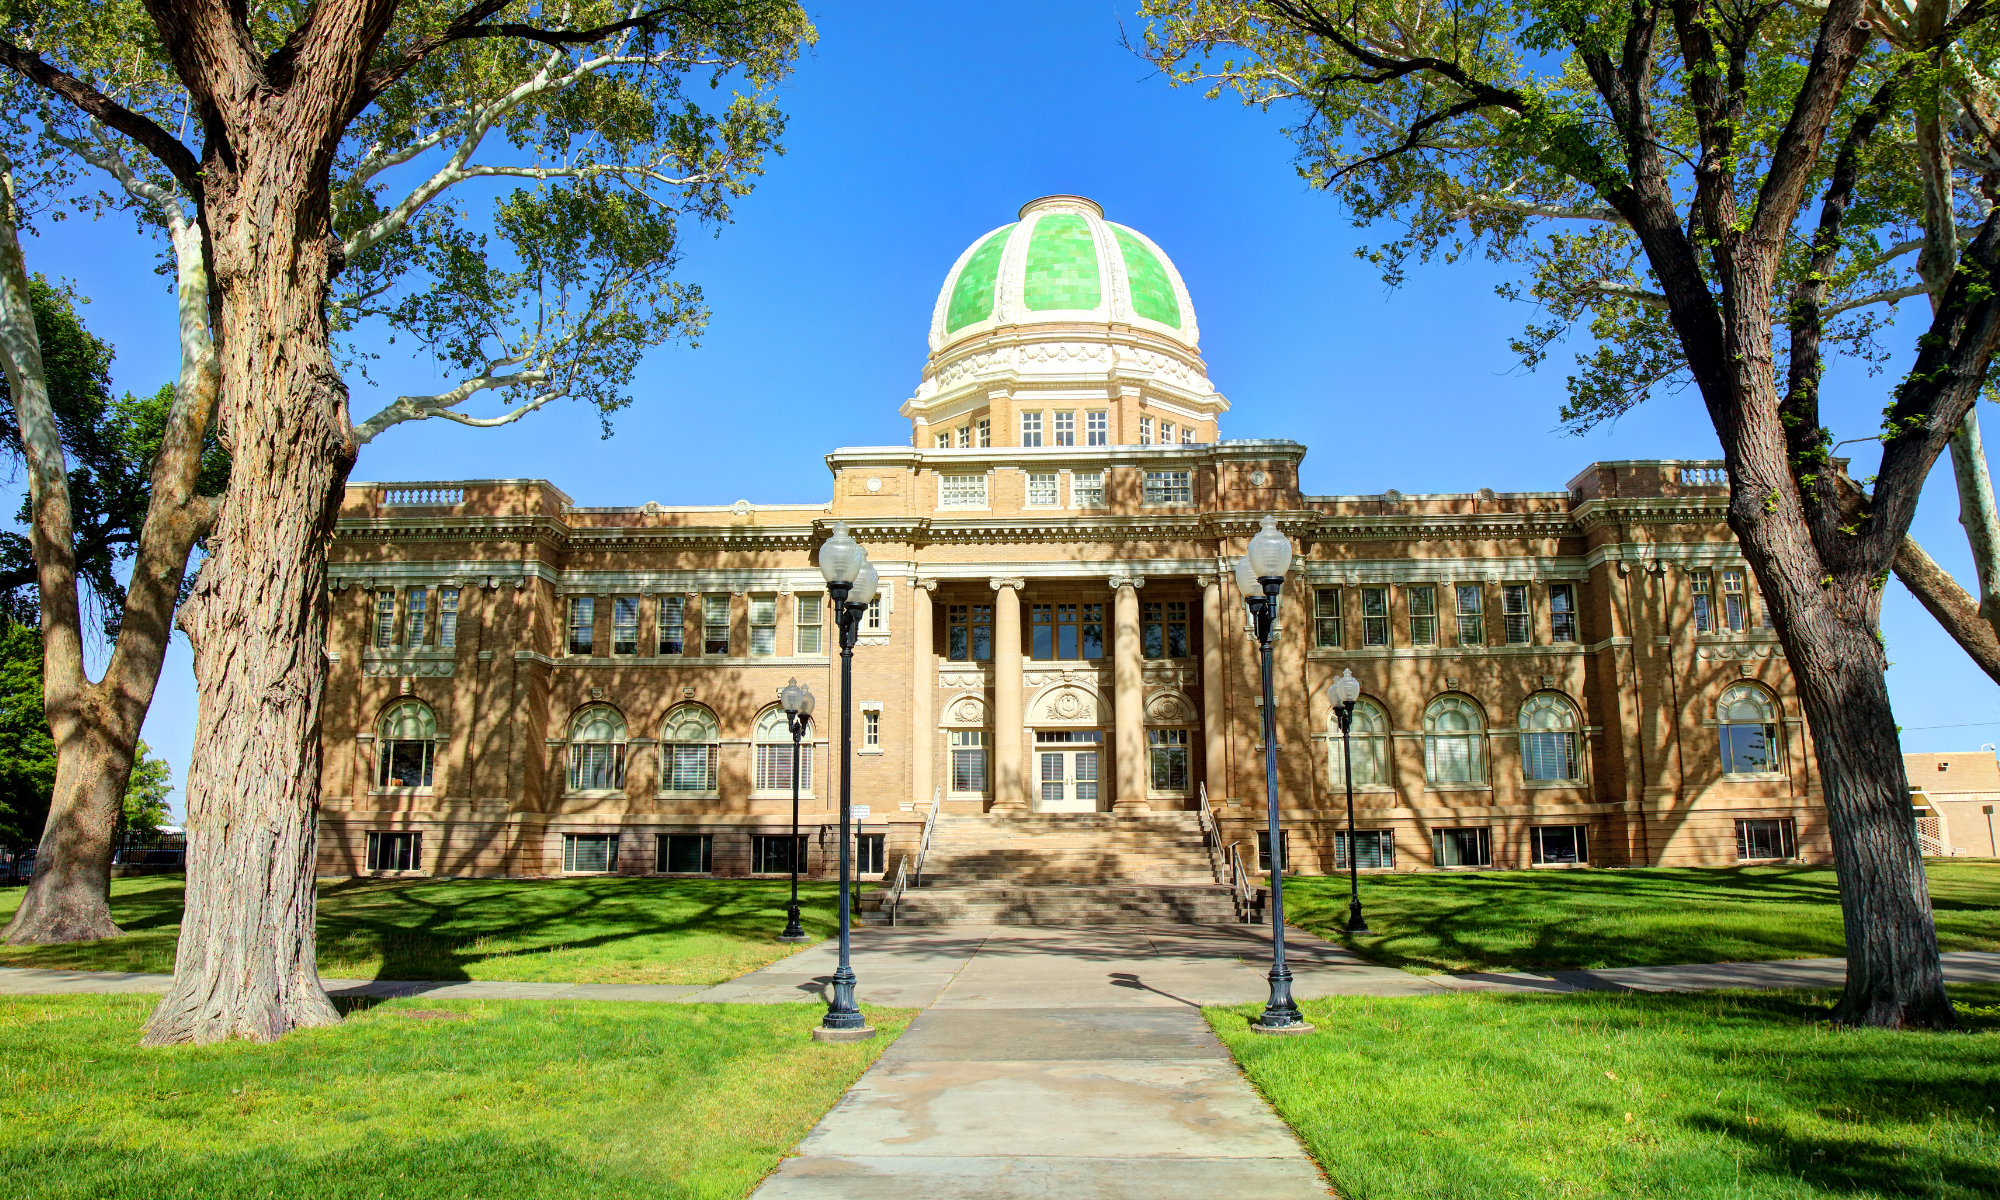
xmin=991 ymin=578 xmax=1027 ymax=813
xmin=912 ymin=581 xmax=935 ymax=810
xmin=1112 ymin=575 xmax=1148 ymax=814
xmin=1199 ymin=574 xmax=1225 ymax=804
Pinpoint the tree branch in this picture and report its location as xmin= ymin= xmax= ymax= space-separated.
xmin=0 ymin=39 xmax=203 ymax=201
xmin=351 ymin=357 xmax=558 ymax=443
xmin=1894 ymin=534 xmax=2000 ymax=682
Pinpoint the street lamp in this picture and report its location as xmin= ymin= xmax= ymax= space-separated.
xmin=1328 ymin=668 xmax=1370 ymax=934
xmin=778 ymin=677 xmax=816 ymax=942
xmin=1239 ymin=515 xmax=1312 ymax=1036
xmin=813 ymin=522 xmax=876 ymax=1042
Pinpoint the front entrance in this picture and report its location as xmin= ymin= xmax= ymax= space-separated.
xmin=1034 ymin=730 xmax=1104 ymax=813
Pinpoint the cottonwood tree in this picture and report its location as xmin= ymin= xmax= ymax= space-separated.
xmin=1143 ymin=0 xmax=2000 ymax=1028
xmin=0 ymin=0 xmax=810 ymax=1043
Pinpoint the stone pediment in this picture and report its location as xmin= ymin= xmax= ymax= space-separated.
xmin=1032 ymin=684 xmax=1099 ymax=726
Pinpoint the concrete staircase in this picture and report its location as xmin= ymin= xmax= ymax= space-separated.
xmin=859 ymin=812 xmax=1244 ymax=927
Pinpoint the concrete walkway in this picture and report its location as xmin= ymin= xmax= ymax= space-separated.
xmin=1435 ymin=949 xmax=2000 ymax=995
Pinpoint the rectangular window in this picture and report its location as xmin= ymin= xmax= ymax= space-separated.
xmin=1140 ymin=416 xmax=1154 ymax=444
xmin=941 ymin=474 xmax=988 ymax=507
xmin=753 ymin=835 xmax=808 ymax=875
xmin=704 ymin=594 xmax=731 ymax=655
xmin=957 ymin=425 xmax=971 ymax=448
xmin=365 ymin=831 xmax=422 ymax=872
xmin=1142 ymin=600 xmax=1189 ymax=659
xmin=1027 ymin=472 xmax=1059 ymax=506
xmin=1159 ymin=420 xmax=1176 ymax=444
xmin=794 ymin=594 xmax=822 ymax=655
xmin=612 ymin=596 xmax=640 ymax=656
xmin=1361 ymin=586 xmax=1389 ymax=647
xmin=659 ymin=596 xmax=686 ymax=655
xmin=1021 ymin=411 xmax=1043 ymax=447
xmin=857 ymin=833 xmax=887 ymax=874
xmin=1522 ymin=728 xmax=1579 ymax=782
xmin=1257 ymin=829 xmax=1291 ymax=873
xmin=1086 ymin=411 xmax=1107 ymax=446
xmin=754 ymin=740 xmax=811 ymax=791
xmin=406 ymin=589 xmax=428 ymax=647
xmin=1503 ymin=584 xmax=1532 ymax=644
xmin=864 ymin=710 xmax=881 ymax=747
xmin=1722 ymin=569 xmax=1748 ymax=632
xmin=750 ymin=595 xmax=778 ymax=656
xmin=1334 ymin=830 xmax=1395 ymax=870
xmin=568 ymin=742 xmax=625 ymax=791
xmin=1143 ymin=470 xmax=1191 ymax=504
xmin=865 ymin=596 xmax=884 ymax=632
xmin=1735 ymin=818 xmax=1797 ymax=860
xmin=935 ymin=431 xmax=950 ymax=449
xmin=375 ymin=590 xmax=396 ymax=648
xmin=1149 ymin=728 xmax=1190 ymax=792
xmin=948 ymin=604 xmax=994 ymax=661
xmin=667 ymin=744 xmax=717 ymax=793
xmin=438 ymin=588 xmax=459 ymax=649
xmin=1314 ymin=588 xmax=1344 ymax=649
xmin=1034 ymin=602 xmax=1103 ymax=660
xmin=977 ymin=418 xmax=991 ymax=447
xmin=656 ymin=834 xmax=712 ymax=874
xmin=1550 ymin=584 xmax=1578 ymax=643
xmin=568 ymin=596 xmax=595 ymax=656
xmin=1074 ymin=470 xmax=1106 ymax=506
xmin=1691 ymin=570 xmax=1713 ymax=633
xmin=1433 ymin=827 xmax=1492 ymax=867
xmin=1054 ymin=411 xmax=1075 ymax=446
xmin=1530 ymin=825 xmax=1589 ymax=865
xmin=562 ymin=833 xmax=619 ymax=874
xmin=1181 ymin=425 xmax=1195 ymax=444
xmin=950 ymin=730 xmax=987 ymax=792
xmin=1407 ymin=585 xmax=1437 ymax=646
xmin=1456 ymin=585 xmax=1485 ymax=645
xmin=378 ymin=738 xmax=435 ymax=788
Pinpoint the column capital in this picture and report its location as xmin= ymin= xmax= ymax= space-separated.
xmin=1109 ymin=574 xmax=1146 ymax=591
xmin=990 ymin=577 xmax=1027 ymax=592
xmin=913 ymin=578 xmax=940 ymax=593
xmin=1194 ymin=573 xmax=1219 ymax=588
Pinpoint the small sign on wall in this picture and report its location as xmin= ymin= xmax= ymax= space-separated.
xmin=852 ymin=806 xmax=871 ymax=819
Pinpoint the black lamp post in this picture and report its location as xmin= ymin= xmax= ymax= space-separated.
xmin=1237 ymin=516 xmax=1312 ymax=1035
xmin=812 ymin=522 xmax=877 ymax=1042
xmin=1329 ymin=668 xmax=1370 ymax=934
xmin=778 ymin=677 xmax=816 ymax=942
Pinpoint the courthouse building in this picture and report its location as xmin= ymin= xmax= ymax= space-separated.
xmin=318 ymin=195 xmax=1827 ymax=884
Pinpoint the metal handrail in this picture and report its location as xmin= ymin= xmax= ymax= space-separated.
xmin=1196 ymin=783 xmax=1226 ymax=886
xmin=1226 ymin=841 xmax=1255 ymax=923
xmin=1917 ymin=831 xmax=1964 ymax=857
xmin=914 ymin=784 xmax=942 ymax=886
xmin=883 ymin=786 xmax=943 ymax=926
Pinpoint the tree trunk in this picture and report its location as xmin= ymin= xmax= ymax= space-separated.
xmin=1946 ymin=409 xmax=2000 ymax=635
xmin=5 ymin=724 xmax=135 ymax=942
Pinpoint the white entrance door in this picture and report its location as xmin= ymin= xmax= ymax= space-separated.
xmin=1036 ymin=748 xmax=1101 ymax=813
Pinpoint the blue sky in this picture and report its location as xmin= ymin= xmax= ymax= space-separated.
xmin=15 ymin=1 xmax=2000 ymax=813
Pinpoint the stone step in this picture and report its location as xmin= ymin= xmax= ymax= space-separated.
xmin=857 ymin=884 xmax=1246 ymax=927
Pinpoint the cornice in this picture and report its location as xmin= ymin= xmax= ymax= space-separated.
xmin=1571 ymin=496 xmax=1731 ymax=533
xmin=1287 ymin=510 xmax=1580 ymax=543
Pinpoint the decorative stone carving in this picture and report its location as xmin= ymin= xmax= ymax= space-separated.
xmin=1540 ymin=675 xmax=1556 ymax=689
xmin=990 ymin=577 xmax=1026 ymax=591
xmin=939 ymin=668 xmax=989 ymax=690
xmin=730 ymin=499 xmax=754 ymax=515
xmin=1109 ymin=574 xmax=1145 ymax=591
xmin=1477 ymin=487 xmax=1497 ymax=501
xmin=945 ymin=694 xmax=988 ymax=726
xmin=1697 ymin=644 xmax=1781 ymax=661
xmin=1033 ymin=685 xmax=1098 ymax=725
xmin=1446 ymin=676 xmax=1461 ymax=691
xmin=1146 ymin=691 xmax=1194 ymax=724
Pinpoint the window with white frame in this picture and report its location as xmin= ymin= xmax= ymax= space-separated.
xmin=1054 ymin=411 xmax=1075 ymax=446
xmin=1407 ymin=585 xmax=1437 ymax=646
xmin=1027 ymin=472 xmax=1059 ymax=506
xmin=377 ymin=700 xmax=437 ymax=788
xmin=865 ymin=596 xmax=885 ymax=631
xmin=1424 ymin=695 xmax=1486 ymax=784
xmin=562 ymin=833 xmax=618 ymax=874
xmin=1314 ymin=588 xmax=1343 ymax=648
xmin=950 ymin=730 xmax=987 ymax=792
xmin=1086 ymin=411 xmax=1107 ymax=445
xmin=375 ymin=590 xmax=396 ymax=648
xmin=941 ymin=474 xmax=988 ymax=507
xmin=567 ymin=597 xmax=595 ymax=655
xmin=1335 ymin=829 xmax=1394 ymax=869
xmin=1735 ymin=817 xmax=1796 ymax=860
xmin=658 ymin=595 xmax=686 ymax=655
xmin=1142 ymin=470 xmax=1190 ymax=504
xmin=1721 ymin=569 xmax=1750 ymax=632
xmin=753 ymin=707 xmax=811 ymax=792
xmin=1360 ymin=586 xmax=1389 ymax=647
xmin=864 ymin=710 xmax=881 ymax=747
xmin=1180 ymin=425 xmax=1195 ymax=444
xmin=366 ymin=831 xmax=422 ymax=872
xmin=1074 ymin=470 xmax=1105 ymax=506
xmin=1691 ymin=570 xmax=1714 ymax=632
xmin=1021 ymin=411 xmax=1043 ymax=447
xmin=612 ymin=596 xmax=640 ymax=656
xmin=1328 ymin=699 xmax=1389 ymax=788
xmin=1139 ymin=416 xmax=1154 ymax=444
xmin=406 ymin=588 xmax=428 ymax=646
xmin=794 ymin=593 xmax=822 ymax=655
xmin=1456 ymin=584 xmax=1485 ymax=645
xmin=1161 ymin=420 xmax=1177 ymax=444
xmin=935 ymin=431 xmax=950 ymax=449
xmin=1519 ymin=693 xmax=1581 ymax=782
xmin=661 ymin=704 xmax=720 ymax=793
xmin=1434 ymin=827 xmax=1492 ymax=866
xmin=1503 ymin=584 xmax=1532 ymax=643
xmin=957 ymin=425 xmax=971 ymax=448
xmin=750 ymin=595 xmax=778 ymax=656
xmin=1149 ymin=728 xmax=1191 ymax=792
xmin=1531 ymin=825 xmax=1589 ymax=864
xmin=977 ymin=418 xmax=991 ymax=447
xmin=1550 ymin=583 xmax=1578 ymax=643
xmin=704 ymin=594 xmax=730 ymax=655
xmin=438 ymin=587 xmax=459 ymax=648
xmin=1718 ymin=684 xmax=1780 ymax=774
xmin=567 ymin=705 xmax=626 ymax=791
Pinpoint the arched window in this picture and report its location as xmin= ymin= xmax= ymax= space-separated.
xmin=661 ymin=704 xmax=719 ymax=793
xmin=377 ymin=700 xmax=437 ymax=788
xmin=1519 ymin=694 xmax=1581 ymax=782
xmin=1718 ymin=685 xmax=1780 ymax=774
xmin=1424 ymin=695 xmax=1486 ymax=784
xmin=567 ymin=705 xmax=627 ymax=791
xmin=1328 ymin=700 xmax=1390 ymax=788
xmin=753 ymin=707 xmax=811 ymax=793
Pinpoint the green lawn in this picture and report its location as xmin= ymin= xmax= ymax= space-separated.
xmin=0 ymin=993 xmax=909 ymax=1200
xmin=1210 ymin=985 xmax=2000 ymax=1200
xmin=0 ymin=876 xmax=841 ymax=984
xmin=1278 ymin=860 xmax=2000 ymax=974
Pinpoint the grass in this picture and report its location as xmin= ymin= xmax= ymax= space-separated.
xmin=1278 ymin=860 xmax=2000 ymax=974
xmin=0 ymin=993 xmax=910 ymax=1200
xmin=1209 ymin=984 xmax=2000 ymax=1200
xmin=0 ymin=876 xmax=842 ymax=984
